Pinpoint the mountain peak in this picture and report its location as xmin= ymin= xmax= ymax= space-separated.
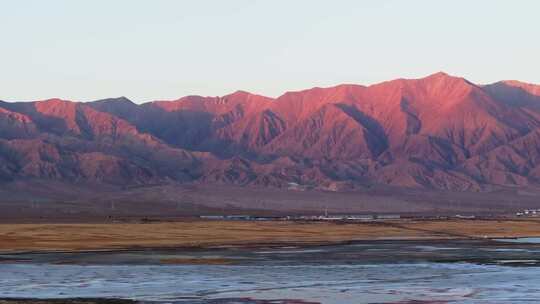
xmin=229 ymin=90 xmax=252 ymax=96
xmin=225 ymin=90 xmax=273 ymax=102
xmin=91 ymin=96 xmax=136 ymax=105
xmin=372 ymin=72 xmax=470 ymax=90
xmin=87 ymin=97 xmax=139 ymax=120
xmin=500 ymin=80 xmax=540 ymax=96
xmin=423 ymin=71 xmax=469 ymax=83
xmin=419 ymin=71 xmax=475 ymax=94
xmin=112 ymin=96 xmax=133 ymax=103
xmin=34 ymin=98 xmax=78 ymax=113
xmin=38 ymin=98 xmax=74 ymax=104
xmin=427 ymin=71 xmax=451 ymax=78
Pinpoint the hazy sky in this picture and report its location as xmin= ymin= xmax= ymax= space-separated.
xmin=2 ymin=0 xmax=539 ymax=103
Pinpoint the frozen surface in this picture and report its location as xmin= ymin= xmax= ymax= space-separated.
xmin=1 ymin=239 xmax=540 ymax=304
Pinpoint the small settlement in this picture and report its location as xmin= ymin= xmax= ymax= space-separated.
xmin=199 ymin=214 xmax=401 ymax=222
xmin=516 ymin=209 xmax=540 ymax=217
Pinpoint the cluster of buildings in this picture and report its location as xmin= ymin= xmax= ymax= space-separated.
xmin=516 ymin=209 xmax=540 ymax=217
xmin=199 ymin=214 xmax=401 ymax=222
xmin=197 ymin=212 xmax=531 ymax=221
xmin=290 ymin=214 xmax=401 ymax=221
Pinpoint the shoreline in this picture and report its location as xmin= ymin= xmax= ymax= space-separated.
xmin=0 ymin=299 xmax=137 ymax=304
xmin=0 ymin=236 xmax=475 ymax=256
xmin=2 ymin=233 xmax=538 ymax=256
xmin=0 ymin=298 xmax=304 ymax=304
xmin=2 ymin=238 xmax=538 ymax=263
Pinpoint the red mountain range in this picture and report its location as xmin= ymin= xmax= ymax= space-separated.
xmin=2 ymin=72 xmax=540 ymax=192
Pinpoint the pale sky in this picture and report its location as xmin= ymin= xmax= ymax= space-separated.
xmin=1 ymin=0 xmax=539 ymax=103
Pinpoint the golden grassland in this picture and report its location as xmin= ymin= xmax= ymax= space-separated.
xmin=1 ymin=219 xmax=540 ymax=253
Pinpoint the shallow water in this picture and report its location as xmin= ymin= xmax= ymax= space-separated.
xmin=494 ymin=237 xmax=540 ymax=244
xmin=1 ymin=239 xmax=540 ymax=304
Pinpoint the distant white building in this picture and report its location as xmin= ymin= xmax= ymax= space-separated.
xmin=377 ymin=214 xmax=401 ymax=220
